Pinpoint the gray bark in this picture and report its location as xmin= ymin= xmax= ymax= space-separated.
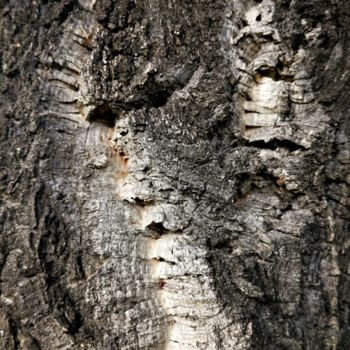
xmin=1 ymin=0 xmax=350 ymax=349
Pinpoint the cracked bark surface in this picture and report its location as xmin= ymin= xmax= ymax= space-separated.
xmin=1 ymin=0 xmax=350 ymax=349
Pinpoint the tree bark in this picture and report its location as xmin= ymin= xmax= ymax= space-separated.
xmin=1 ymin=0 xmax=350 ymax=349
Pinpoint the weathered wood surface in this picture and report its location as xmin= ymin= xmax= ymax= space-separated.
xmin=1 ymin=0 xmax=350 ymax=349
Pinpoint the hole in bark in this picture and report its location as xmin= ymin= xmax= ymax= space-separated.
xmin=213 ymin=239 xmax=231 ymax=250
xmin=119 ymin=130 xmax=128 ymax=136
xmin=6 ymin=68 xmax=20 ymax=78
xmin=147 ymin=222 xmax=168 ymax=234
xmin=256 ymin=68 xmax=280 ymax=81
xmin=241 ymin=19 xmax=248 ymax=28
xmin=261 ymin=34 xmax=274 ymax=42
xmin=87 ymin=104 xmax=117 ymax=128
xmin=321 ymin=100 xmax=334 ymax=107
xmin=132 ymin=197 xmax=156 ymax=207
xmin=146 ymin=89 xmax=172 ymax=108
xmin=256 ymin=14 xmax=262 ymax=21
xmin=281 ymin=0 xmax=291 ymax=9
xmin=153 ymin=257 xmax=165 ymax=262
xmin=291 ymin=33 xmax=306 ymax=51
xmin=248 ymin=139 xmax=306 ymax=151
xmin=319 ymin=33 xmax=330 ymax=49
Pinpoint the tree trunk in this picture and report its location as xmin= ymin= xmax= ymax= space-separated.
xmin=1 ymin=0 xmax=349 ymax=349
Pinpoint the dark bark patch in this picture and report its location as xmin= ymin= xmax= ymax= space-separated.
xmin=8 ymin=316 xmax=20 ymax=350
xmin=248 ymin=139 xmax=306 ymax=152
xmin=87 ymin=104 xmax=117 ymax=128
xmin=147 ymin=221 xmax=168 ymax=235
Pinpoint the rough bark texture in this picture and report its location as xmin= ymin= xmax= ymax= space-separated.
xmin=1 ymin=0 xmax=350 ymax=349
